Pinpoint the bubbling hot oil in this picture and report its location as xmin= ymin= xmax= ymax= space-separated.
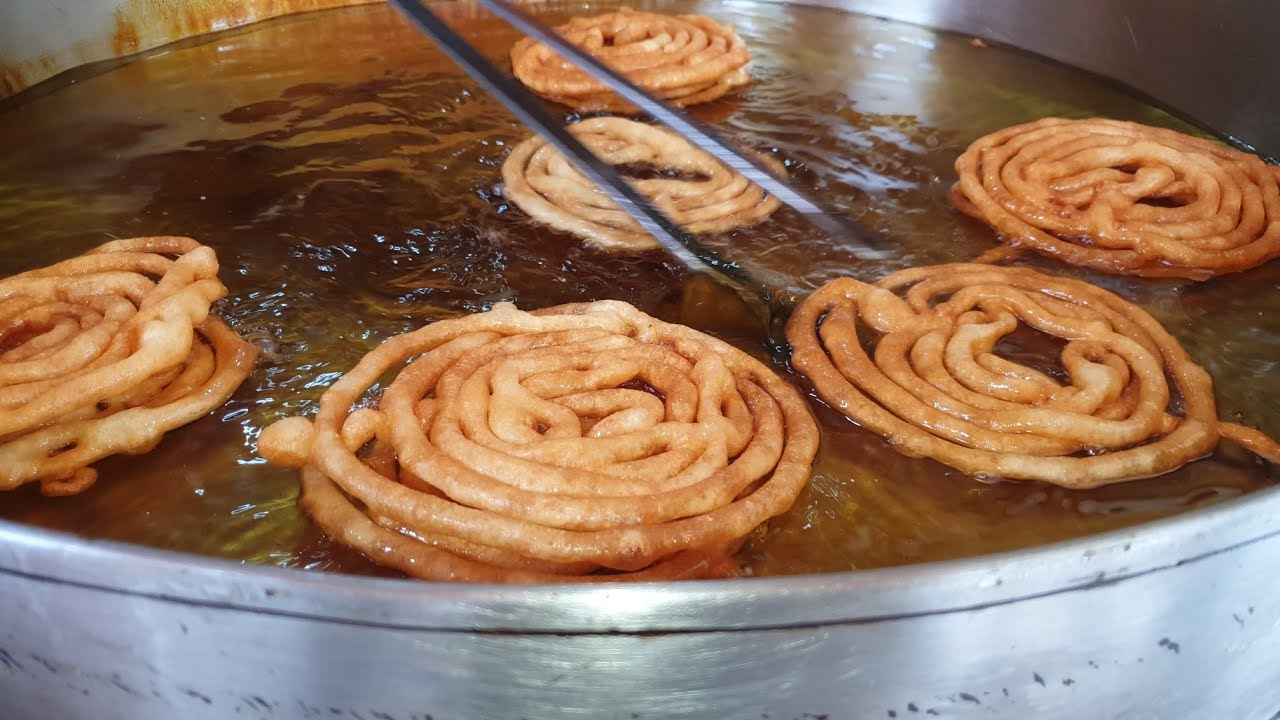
xmin=0 ymin=0 xmax=1276 ymax=577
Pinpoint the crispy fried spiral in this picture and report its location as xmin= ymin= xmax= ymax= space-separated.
xmin=502 ymin=117 xmax=783 ymax=251
xmin=509 ymin=7 xmax=751 ymax=112
xmin=259 ymin=300 xmax=819 ymax=583
xmin=951 ymin=117 xmax=1280 ymax=279
xmin=0 ymin=237 xmax=258 ymax=496
xmin=786 ymin=264 xmax=1280 ymax=488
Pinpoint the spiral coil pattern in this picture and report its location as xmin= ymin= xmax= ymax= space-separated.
xmin=502 ymin=117 xmax=783 ymax=251
xmin=951 ymin=118 xmax=1280 ymax=279
xmin=260 ymin=300 xmax=819 ymax=582
xmin=787 ymin=264 xmax=1280 ymax=488
xmin=510 ymin=8 xmax=751 ymax=112
xmin=0 ymin=237 xmax=258 ymax=495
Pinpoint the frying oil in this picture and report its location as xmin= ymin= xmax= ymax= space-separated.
xmin=0 ymin=0 xmax=1276 ymax=577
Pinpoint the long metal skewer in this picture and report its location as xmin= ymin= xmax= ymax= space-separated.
xmin=478 ymin=0 xmax=890 ymax=261
xmin=387 ymin=0 xmax=777 ymax=316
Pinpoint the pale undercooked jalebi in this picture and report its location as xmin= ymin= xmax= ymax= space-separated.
xmin=0 ymin=237 xmax=258 ymax=496
xmin=786 ymin=263 xmax=1280 ymax=488
xmin=502 ymin=117 xmax=783 ymax=251
xmin=951 ymin=117 xmax=1280 ymax=279
xmin=258 ymin=300 xmax=819 ymax=583
xmin=510 ymin=7 xmax=751 ymax=112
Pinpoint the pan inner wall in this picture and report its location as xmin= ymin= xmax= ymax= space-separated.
xmin=0 ymin=0 xmax=1276 ymax=578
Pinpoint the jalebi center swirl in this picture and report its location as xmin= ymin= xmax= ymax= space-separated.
xmin=258 ymin=300 xmax=819 ymax=582
xmin=786 ymin=263 xmax=1280 ymax=488
xmin=502 ymin=117 xmax=783 ymax=251
xmin=951 ymin=117 xmax=1280 ymax=279
xmin=510 ymin=7 xmax=751 ymax=112
xmin=0 ymin=237 xmax=258 ymax=496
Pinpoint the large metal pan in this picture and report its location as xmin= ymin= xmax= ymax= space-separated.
xmin=1 ymin=1 xmax=1278 ymax=718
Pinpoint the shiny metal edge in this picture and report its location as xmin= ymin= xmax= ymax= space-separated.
xmin=4 ymin=483 xmax=1279 ymax=632
xmin=751 ymin=0 xmax=1280 ymax=159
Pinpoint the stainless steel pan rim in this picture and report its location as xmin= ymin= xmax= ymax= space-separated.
xmin=0 ymin=0 xmax=1275 ymax=637
xmin=5 ymin=481 xmax=1277 ymax=633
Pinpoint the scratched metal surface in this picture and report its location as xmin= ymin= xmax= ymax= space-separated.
xmin=3 ymin=484 xmax=1280 ymax=719
xmin=2 ymin=516 xmax=1279 ymax=719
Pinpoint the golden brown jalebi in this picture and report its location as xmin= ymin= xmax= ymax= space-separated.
xmin=258 ymin=300 xmax=819 ymax=582
xmin=0 ymin=237 xmax=258 ymax=496
xmin=502 ymin=117 xmax=783 ymax=251
xmin=510 ymin=7 xmax=751 ymax=113
xmin=786 ymin=264 xmax=1280 ymax=489
xmin=951 ymin=117 xmax=1280 ymax=279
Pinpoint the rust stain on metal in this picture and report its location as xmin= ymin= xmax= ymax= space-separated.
xmin=113 ymin=0 xmax=382 ymax=53
xmin=112 ymin=9 xmax=141 ymax=56
xmin=0 ymin=54 xmax=60 ymax=97
xmin=0 ymin=64 xmax=24 ymax=97
xmin=2 ymin=0 xmax=381 ymax=99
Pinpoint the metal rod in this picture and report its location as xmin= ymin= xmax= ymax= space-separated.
xmin=386 ymin=0 xmax=775 ymax=312
xmin=479 ymin=0 xmax=892 ymax=261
